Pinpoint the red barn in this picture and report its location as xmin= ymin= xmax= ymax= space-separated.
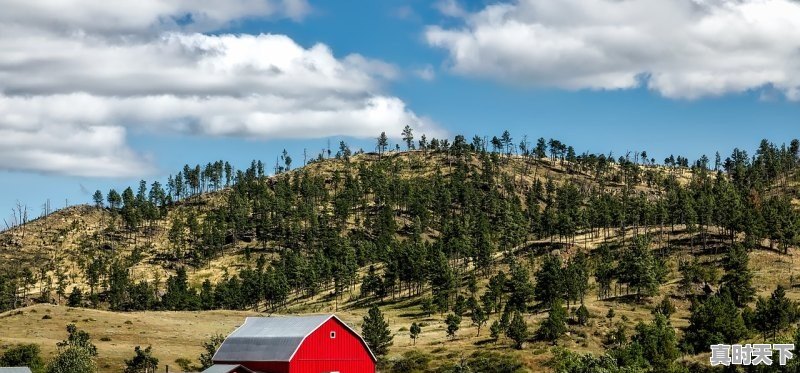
xmin=206 ymin=315 xmax=376 ymax=373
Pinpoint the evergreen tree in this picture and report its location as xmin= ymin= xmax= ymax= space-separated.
xmin=720 ymin=244 xmax=755 ymax=307
xmin=445 ymin=313 xmax=461 ymax=340
xmin=489 ymin=320 xmax=502 ymax=342
xmin=630 ymin=314 xmax=679 ymax=372
xmin=107 ymin=189 xmax=122 ymax=211
xmin=534 ymin=255 xmax=564 ymax=306
xmin=564 ymin=251 xmax=590 ymax=306
xmin=537 ymin=299 xmax=568 ymax=343
xmin=362 ymin=306 xmax=393 ymax=356
xmin=471 ymin=305 xmax=488 ymax=337
xmin=754 ymin=285 xmax=797 ymax=339
xmin=682 ymin=290 xmax=748 ymax=353
xmin=420 ymin=297 xmax=435 ymax=317
xmin=67 ymin=287 xmax=83 ymax=307
xmin=617 ymin=236 xmax=660 ymax=300
xmin=575 ymin=304 xmax=589 ymax=326
xmin=409 ymin=322 xmax=421 ymax=346
xmin=402 ymin=125 xmax=414 ymax=150
xmin=506 ymin=311 xmax=528 ymax=349
xmin=377 ymin=132 xmax=389 ymax=158
xmin=92 ymin=190 xmax=104 ymax=208
xmin=507 ymin=262 xmax=534 ymax=313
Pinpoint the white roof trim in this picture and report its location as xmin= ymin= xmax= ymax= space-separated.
xmin=285 ymin=314 xmax=378 ymax=363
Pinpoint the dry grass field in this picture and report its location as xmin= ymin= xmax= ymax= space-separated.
xmin=0 ymin=304 xmax=257 ymax=372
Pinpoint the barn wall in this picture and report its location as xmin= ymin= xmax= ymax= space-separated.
xmin=291 ymin=360 xmax=375 ymax=373
xmin=291 ymin=318 xmax=375 ymax=373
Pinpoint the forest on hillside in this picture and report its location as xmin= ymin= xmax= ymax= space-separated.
xmin=3 ymin=130 xmax=800 ymax=372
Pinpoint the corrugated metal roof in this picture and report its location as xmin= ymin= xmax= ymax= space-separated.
xmin=0 ymin=368 xmax=33 ymax=373
xmin=201 ymin=364 xmax=253 ymax=373
xmin=213 ymin=314 xmax=334 ymax=362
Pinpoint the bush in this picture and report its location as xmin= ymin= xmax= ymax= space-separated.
xmin=436 ymin=351 xmax=526 ymax=373
xmin=174 ymin=358 xmax=193 ymax=372
xmin=0 ymin=344 xmax=45 ymax=373
xmin=47 ymin=347 xmax=96 ymax=373
xmin=391 ymin=350 xmax=431 ymax=373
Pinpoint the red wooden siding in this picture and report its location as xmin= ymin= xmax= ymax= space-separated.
xmin=290 ymin=318 xmax=375 ymax=373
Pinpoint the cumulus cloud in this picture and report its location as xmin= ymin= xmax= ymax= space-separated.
xmin=0 ymin=0 xmax=439 ymax=177
xmin=425 ymin=0 xmax=800 ymax=100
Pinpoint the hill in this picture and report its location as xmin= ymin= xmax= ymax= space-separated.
xmin=2 ymin=136 xmax=800 ymax=372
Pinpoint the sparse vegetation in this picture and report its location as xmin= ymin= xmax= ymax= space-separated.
xmin=2 ymin=133 xmax=800 ymax=371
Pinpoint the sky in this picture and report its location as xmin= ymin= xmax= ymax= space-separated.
xmin=2 ymin=0 xmax=800 ymax=221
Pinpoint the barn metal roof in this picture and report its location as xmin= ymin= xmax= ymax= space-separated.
xmin=202 ymin=364 xmax=254 ymax=373
xmin=0 ymin=368 xmax=33 ymax=373
xmin=212 ymin=314 xmax=376 ymax=363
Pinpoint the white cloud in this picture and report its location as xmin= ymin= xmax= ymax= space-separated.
xmin=434 ymin=0 xmax=468 ymax=18
xmin=414 ymin=65 xmax=436 ymax=81
xmin=0 ymin=1 xmax=440 ymax=177
xmin=0 ymin=118 xmax=152 ymax=178
xmin=0 ymin=0 xmax=311 ymax=34
xmin=425 ymin=0 xmax=800 ymax=100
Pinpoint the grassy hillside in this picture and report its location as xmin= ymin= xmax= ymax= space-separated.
xmin=2 ymin=140 xmax=800 ymax=372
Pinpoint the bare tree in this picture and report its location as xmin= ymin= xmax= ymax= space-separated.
xmin=6 ymin=201 xmax=29 ymax=240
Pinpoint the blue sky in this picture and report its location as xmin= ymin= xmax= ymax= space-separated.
xmin=2 ymin=0 xmax=800 ymax=220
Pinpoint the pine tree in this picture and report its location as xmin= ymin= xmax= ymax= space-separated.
xmin=489 ymin=320 xmax=502 ymax=342
xmin=507 ymin=263 xmax=534 ymax=313
xmin=402 ymin=125 xmax=414 ymax=150
xmin=575 ymin=304 xmax=589 ymax=326
xmin=92 ymin=190 xmax=104 ymax=208
xmin=506 ymin=311 xmax=529 ymax=349
xmin=537 ymin=299 xmax=567 ymax=343
xmin=471 ymin=305 xmax=488 ymax=337
xmin=409 ymin=322 xmax=421 ymax=346
xmin=754 ymin=285 xmax=796 ymax=339
xmin=720 ymin=244 xmax=755 ymax=307
xmin=617 ymin=236 xmax=660 ymax=300
xmin=362 ymin=306 xmax=393 ymax=356
xmin=534 ymin=255 xmax=564 ymax=306
xmin=67 ymin=287 xmax=83 ymax=307
xmin=377 ymin=132 xmax=389 ymax=158
xmin=682 ymin=290 xmax=747 ymax=353
xmin=630 ymin=313 xmax=679 ymax=371
xmin=445 ymin=313 xmax=461 ymax=340
xmin=564 ymin=251 xmax=589 ymax=306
